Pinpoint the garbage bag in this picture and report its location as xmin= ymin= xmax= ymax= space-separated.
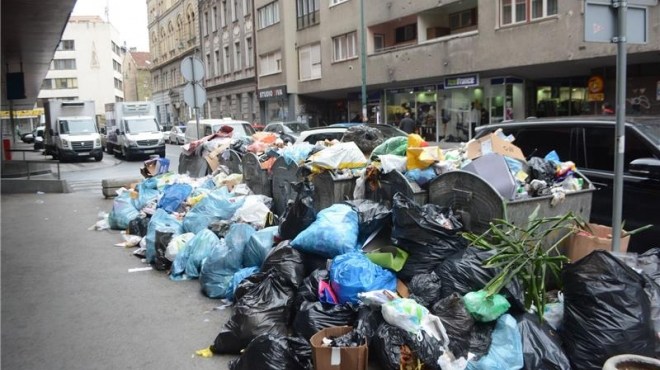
xmin=225 ymin=223 xmax=257 ymax=267
xmin=409 ymin=272 xmax=442 ymax=307
xmin=528 ymin=157 xmax=556 ymax=184
xmin=638 ymin=247 xmax=660 ymax=285
xmin=466 ymin=314 xmax=523 ymax=370
xmin=432 ymin=293 xmax=475 ymax=358
xmin=108 ymin=192 xmax=140 ymax=230
xmin=342 ymin=125 xmax=385 ymax=153
xmin=344 ymin=199 xmax=391 ymax=247
xmin=128 ymin=216 xmax=150 ymax=237
xmin=243 ymin=226 xmax=278 ymax=268
xmin=157 ymin=183 xmax=193 ymax=213
xmin=405 ymin=167 xmax=438 ymax=187
xmin=300 ymin=249 xmax=329 ymax=276
xmin=182 ymin=187 xmax=245 ymax=233
xmin=211 ymin=271 xmax=296 ymax=354
xmin=437 ymin=246 xmax=526 ymax=312
xmin=391 ymin=193 xmax=467 ymax=281
xmin=153 ymin=231 xmax=173 ymax=271
xmin=294 ymin=269 xmax=329 ymax=307
xmin=131 ymin=180 xmax=161 ymax=211
xmin=278 ymin=181 xmax=316 ymax=240
xmin=516 ymin=313 xmax=571 ymax=370
xmin=307 ymin=141 xmax=367 ymax=171
xmin=145 ymin=208 xmax=184 ymax=265
xmin=292 ymin=301 xmax=358 ymax=340
xmin=165 ymin=232 xmax=195 ymax=262
xmin=560 ymin=250 xmax=655 ymax=370
xmin=372 ymin=322 xmax=444 ymax=370
xmin=231 ymin=195 xmax=272 ymax=228
xmin=371 ymin=136 xmax=408 ymax=159
xmin=463 ymin=290 xmax=511 ymax=322
xmin=227 ymin=266 xmax=260 ymax=299
xmin=261 ymin=241 xmax=305 ymax=289
xmin=330 ymin=252 xmax=397 ymax=304
xmin=372 ymin=322 xmax=409 ymax=370
xmin=228 ymin=334 xmax=312 ymax=370
xmin=291 ymin=204 xmax=359 ymax=258
xmin=171 ymin=229 xmax=222 ymax=280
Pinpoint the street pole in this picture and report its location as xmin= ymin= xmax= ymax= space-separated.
xmin=611 ymin=0 xmax=627 ymax=252
xmin=360 ymin=0 xmax=367 ymax=121
xmin=195 ymin=0 xmax=205 ymax=139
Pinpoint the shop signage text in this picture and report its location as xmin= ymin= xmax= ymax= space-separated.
xmin=444 ymin=74 xmax=480 ymax=89
xmin=258 ymin=86 xmax=287 ymax=100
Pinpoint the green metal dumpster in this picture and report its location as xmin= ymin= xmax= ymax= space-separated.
xmin=365 ymin=170 xmax=428 ymax=207
xmin=271 ymin=156 xmax=304 ymax=216
xmin=218 ymin=149 xmax=243 ymax=174
xmin=242 ymin=152 xmax=272 ymax=197
xmin=311 ymin=170 xmax=357 ymax=212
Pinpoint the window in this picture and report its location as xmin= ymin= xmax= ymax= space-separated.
xmin=330 ymin=0 xmax=348 ymax=5
xmin=298 ymin=43 xmax=321 ymax=81
xmin=54 ymin=78 xmax=78 ymax=89
xmin=206 ymin=53 xmax=212 ymax=77
xmin=501 ymin=0 xmax=557 ymax=25
xmin=111 ymin=41 xmax=122 ymax=55
xmin=51 ymin=59 xmax=77 ymax=70
xmin=257 ymin=1 xmax=279 ymax=29
xmin=234 ymin=41 xmax=242 ymax=70
xmin=332 ymin=31 xmax=357 ymax=62
xmin=449 ymin=8 xmax=477 ymax=30
xmin=212 ymin=6 xmax=217 ymax=31
xmin=259 ymin=50 xmax=282 ymax=76
xmin=112 ymin=60 xmax=121 ymax=73
xmin=224 ymin=45 xmax=231 ymax=73
xmin=56 ymin=40 xmax=75 ymax=51
xmin=204 ymin=11 xmax=209 ymax=35
xmin=214 ymin=50 xmax=220 ymax=76
xmin=242 ymin=0 xmax=251 ymax=15
xmin=374 ymin=34 xmax=385 ymax=51
xmin=395 ymin=24 xmax=417 ymax=43
xmin=245 ymin=37 xmax=253 ymax=67
xmin=114 ymin=78 xmax=123 ymax=90
xmin=41 ymin=79 xmax=53 ymax=90
xmin=232 ymin=0 xmax=238 ymax=21
xmin=296 ymin=0 xmax=320 ymax=30
xmin=221 ymin=0 xmax=227 ymax=27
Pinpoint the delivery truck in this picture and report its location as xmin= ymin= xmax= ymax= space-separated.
xmin=43 ymin=100 xmax=103 ymax=162
xmin=104 ymin=101 xmax=165 ymax=160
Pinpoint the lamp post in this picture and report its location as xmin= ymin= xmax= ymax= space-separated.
xmin=360 ymin=0 xmax=367 ymax=121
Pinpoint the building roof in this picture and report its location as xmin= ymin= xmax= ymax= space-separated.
xmin=69 ymin=15 xmax=105 ymax=23
xmin=130 ymin=52 xmax=152 ymax=69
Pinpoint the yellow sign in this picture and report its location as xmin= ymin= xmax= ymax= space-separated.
xmin=588 ymin=93 xmax=605 ymax=102
xmin=0 ymin=108 xmax=44 ymax=119
xmin=588 ymin=76 xmax=604 ymax=94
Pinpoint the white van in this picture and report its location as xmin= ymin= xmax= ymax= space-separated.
xmin=184 ymin=118 xmax=256 ymax=143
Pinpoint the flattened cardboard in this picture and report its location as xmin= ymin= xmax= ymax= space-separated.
xmin=466 ymin=132 xmax=525 ymax=161
xmin=564 ymin=223 xmax=630 ymax=262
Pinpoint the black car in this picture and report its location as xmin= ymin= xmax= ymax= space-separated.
xmin=475 ymin=116 xmax=660 ymax=253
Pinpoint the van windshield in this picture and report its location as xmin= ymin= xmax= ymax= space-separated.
xmin=59 ymin=119 xmax=97 ymax=135
xmin=125 ymin=118 xmax=159 ymax=133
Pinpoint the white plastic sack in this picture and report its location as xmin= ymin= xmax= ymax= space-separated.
xmin=378 ymin=154 xmax=407 ymax=174
xmin=165 ymin=232 xmax=195 ymax=261
xmin=231 ymin=195 xmax=272 ymax=229
xmin=382 ymin=298 xmax=450 ymax=346
xmin=308 ymin=142 xmax=367 ymax=170
xmin=353 ymin=170 xmax=366 ymax=200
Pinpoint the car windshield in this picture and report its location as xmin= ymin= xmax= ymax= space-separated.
xmin=178 ymin=127 xmax=186 ymax=133
xmin=284 ymin=122 xmax=310 ymax=133
xmin=374 ymin=125 xmax=406 ymax=138
xmin=59 ymin=119 xmax=97 ymax=134
xmin=125 ymin=118 xmax=159 ymax=133
xmin=634 ymin=122 xmax=660 ymax=147
xmin=211 ymin=123 xmax=254 ymax=137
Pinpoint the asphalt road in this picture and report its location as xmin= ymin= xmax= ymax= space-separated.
xmin=1 ymin=143 xmax=240 ymax=369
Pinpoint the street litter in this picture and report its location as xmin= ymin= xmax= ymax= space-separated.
xmin=96 ymin=129 xmax=659 ymax=370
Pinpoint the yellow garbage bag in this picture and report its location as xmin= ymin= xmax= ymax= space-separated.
xmin=195 ymin=346 xmax=214 ymax=358
xmin=406 ymin=146 xmax=444 ymax=170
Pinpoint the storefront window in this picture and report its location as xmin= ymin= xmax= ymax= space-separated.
xmin=534 ymin=83 xmax=588 ymax=117
xmin=384 ymin=87 xmax=439 ymax=140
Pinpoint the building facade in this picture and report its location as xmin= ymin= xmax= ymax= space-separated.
xmin=253 ymin=0 xmax=660 ymax=140
xmin=37 ymin=16 xmax=124 ymax=119
xmin=123 ymin=49 xmax=153 ymax=102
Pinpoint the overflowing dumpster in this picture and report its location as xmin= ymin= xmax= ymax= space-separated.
xmin=218 ymin=149 xmax=243 ymax=175
xmin=271 ymin=156 xmax=303 ymax=216
xmin=364 ymin=169 xmax=428 ymax=208
xmin=241 ymin=152 xmax=272 ymax=197
xmin=311 ymin=170 xmax=357 ymax=212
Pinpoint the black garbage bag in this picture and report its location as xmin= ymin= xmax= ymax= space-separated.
xmin=469 ymin=321 xmax=496 ymax=360
xmin=436 ymin=246 xmax=526 ymax=312
xmin=561 ymin=250 xmax=655 ymax=370
xmin=128 ymin=216 xmax=150 ymax=237
xmin=153 ymin=231 xmax=173 ymax=271
xmin=391 ymin=193 xmax=467 ymax=281
xmin=279 ymin=181 xmax=316 ymax=240
xmin=638 ymin=247 xmax=660 ymax=285
xmin=292 ymin=301 xmax=358 ymax=340
xmin=405 ymin=330 xmax=444 ymax=370
xmin=409 ymin=272 xmax=442 ymax=307
xmin=228 ymin=335 xmax=312 ymax=370
xmin=344 ymin=199 xmax=392 ymax=246
xmin=431 ymin=293 xmax=474 ymax=358
xmin=373 ymin=323 xmax=408 ymax=370
xmin=407 ymin=294 xmax=430 ymax=309
xmin=354 ymin=305 xmax=384 ymax=347
xmin=342 ymin=125 xmax=385 ymax=153
xmin=528 ymin=156 xmax=556 ymax=184
xmin=515 ymin=313 xmax=571 ymax=370
xmin=211 ymin=271 xmax=296 ymax=354
xmin=299 ymin=250 xmax=328 ymax=277
xmin=261 ymin=241 xmax=305 ymax=289
xmin=294 ymin=269 xmax=329 ymax=308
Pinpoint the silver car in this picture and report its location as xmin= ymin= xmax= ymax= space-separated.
xmin=168 ymin=125 xmax=186 ymax=145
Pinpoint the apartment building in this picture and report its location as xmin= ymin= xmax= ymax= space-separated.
xmin=123 ymin=49 xmax=153 ymax=102
xmin=147 ymin=0 xmax=200 ymax=129
xmin=199 ymin=0 xmax=258 ymax=122
xmin=37 ymin=16 xmax=124 ymax=118
xmin=254 ymin=0 xmax=660 ymax=139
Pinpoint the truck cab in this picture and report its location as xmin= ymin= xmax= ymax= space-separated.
xmin=105 ymin=102 xmax=165 ymax=161
xmin=44 ymin=100 xmax=103 ymax=162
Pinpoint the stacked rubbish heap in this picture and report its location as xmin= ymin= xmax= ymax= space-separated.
xmin=93 ymin=127 xmax=660 ymax=370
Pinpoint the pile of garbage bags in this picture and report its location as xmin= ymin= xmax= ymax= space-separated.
xmin=94 ymin=130 xmax=658 ymax=370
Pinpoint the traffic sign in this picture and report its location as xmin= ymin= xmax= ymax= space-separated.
xmin=183 ymin=83 xmax=206 ymax=109
xmin=584 ymin=1 xmax=648 ymax=44
xmin=181 ymin=56 xmax=205 ymax=82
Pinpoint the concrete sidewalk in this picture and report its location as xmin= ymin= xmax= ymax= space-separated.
xmin=1 ymin=192 xmax=236 ymax=369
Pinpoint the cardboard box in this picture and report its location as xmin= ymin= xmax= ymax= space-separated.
xmin=310 ymin=326 xmax=368 ymax=370
xmin=564 ymin=223 xmax=630 ymax=262
xmin=466 ymin=131 xmax=525 ymax=161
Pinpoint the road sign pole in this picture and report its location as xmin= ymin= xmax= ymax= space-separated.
xmin=611 ymin=0 xmax=627 ymax=252
xmin=191 ymin=58 xmax=201 ymax=140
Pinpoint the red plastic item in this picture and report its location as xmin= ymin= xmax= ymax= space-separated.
xmin=2 ymin=138 xmax=11 ymax=160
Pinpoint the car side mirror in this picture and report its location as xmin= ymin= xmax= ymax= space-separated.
xmin=100 ymin=128 xmax=106 ymax=134
xmin=629 ymin=158 xmax=660 ymax=180
xmin=115 ymin=128 xmax=120 ymax=135
xmin=49 ymin=128 xmax=55 ymax=136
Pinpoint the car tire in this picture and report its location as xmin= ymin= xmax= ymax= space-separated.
xmin=94 ymin=152 xmax=103 ymax=162
xmin=122 ymin=147 xmax=132 ymax=161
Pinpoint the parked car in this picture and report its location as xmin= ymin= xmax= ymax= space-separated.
xmin=168 ymin=125 xmax=186 ymax=144
xmin=32 ymin=126 xmax=46 ymax=150
xmin=263 ymin=121 xmax=310 ymax=143
xmin=184 ymin=118 xmax=255 ymax=144
xmin=251 ymin=122 xmax=265 ymax=132
xmin=474 ymin=116 xmax=660 ymax=253
xmin=296 ymin=123 xmax=407 ymax=145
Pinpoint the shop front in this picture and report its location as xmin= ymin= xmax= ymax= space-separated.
xmin=258 ymin=85 xmax=290 ymax=124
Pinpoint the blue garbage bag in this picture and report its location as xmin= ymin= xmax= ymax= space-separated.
xmin=132 ymin=179 xmax=161 ymax=211
xmin=172 ymin=229 xmax=222 ymax=280
xmin=199 ymin=241 xmax=246 ymax=298
xmin=183 ymin=187 xmax=245 ymax=233
xmin=225 ymin=223 xmax=257 ymax=270
xmin=243 ymin=226 xmax=279 ymax=267
xmin=108 ymin=192 xmax=140 ymax=230
xmin=330 ymin=252 xmax=397 ymax=304
xmin=404 ymin=167 xmax=437 ymax=187
xmin=291 ymin=204 xmax=359 ymax=258
xmin=145 ymin=208 xmax=183 ymax=264
xmin=466 ymin=314 xmax=523 ymax=370
xmin=227 ymin=266 xmax=260 ymax=299
xmin=281 ymin=143 xmax=314 ymax=165
xmin=157 ymin=183 xmax=193 ymax=213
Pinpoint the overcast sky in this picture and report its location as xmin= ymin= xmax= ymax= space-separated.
xmin=72 ymin=0 xmax=150 ymax=51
